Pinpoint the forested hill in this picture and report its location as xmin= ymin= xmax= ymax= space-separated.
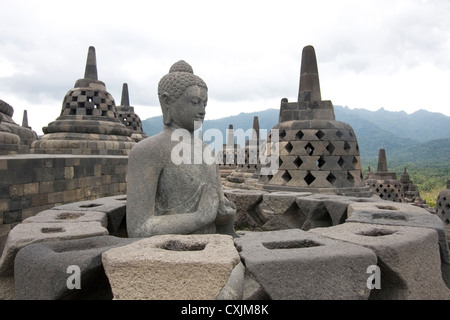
xmin=142 ymin=106 xmax=450 ymax=165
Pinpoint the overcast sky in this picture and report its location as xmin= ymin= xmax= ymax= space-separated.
xmin=1 ymin=0 xmax=450 ymax=135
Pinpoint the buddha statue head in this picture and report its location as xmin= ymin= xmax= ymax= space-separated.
xmin=158 ymin=60 xmax=208 ymax=132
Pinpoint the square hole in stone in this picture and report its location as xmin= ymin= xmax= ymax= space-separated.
xmin=373 ymin=213 xmax=407 ymax=221
xmin=79 ymin=203 xmax=102 ymax=208
xmin=41 ymin=227 xmax=65 ymax=234
xmin=263 ymin=239 xmax=323 ymax=250
xmin=347 ymin=172 xmax=355 ymax=183
xmin=296 ymin=131 xmax=304 ymax=140
xmin=326 ymin=172 xmax=336 ymax=185
xmin=159 ymin=240 xmax=206 ymax=251
xmin=356 ymin=228 xmax=397 ymax=237
xmin=338 ymin=157 xmax=345 ymax=168
xmin=315 ymin=130 xmax=325 ymax=140
xmin=304 ymin=143 xmax=314 ymax=156
xmin=304 ymin=171 xmax=316 ymax=185
xmin=316 ymin=156 xmax=325 ymax=168
xmin=294 ymin=156 xmax=303 ymax=168
xmin=344 ymin=141 xmax=351 ymax=151
xmin=326 ymin=142 xmax=335 ymax=155
xmin=282 ymin=171 xmax=292 ymax=183
xmin=284 ymin=142 xmax=293 ymax=154
xmin=56 ymin=212 xmax=85 ymax=220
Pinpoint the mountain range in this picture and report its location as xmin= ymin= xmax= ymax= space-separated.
xmin=141 ymin=106 xmax=450 ymax=170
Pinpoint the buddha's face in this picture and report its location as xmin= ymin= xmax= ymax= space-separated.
xmin=168 ymin=85 xmax=208 ymax=132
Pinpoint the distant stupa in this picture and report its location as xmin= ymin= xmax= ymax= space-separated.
xmin=0 ymin=100 xmax=37 ymax=154
xmin=115 ymin=83 xmax=147 ymax=142
xmin=365 ymin=149 xmax=404 ymax=202
xmin=225 ymin=116 xmax=261 ymax=188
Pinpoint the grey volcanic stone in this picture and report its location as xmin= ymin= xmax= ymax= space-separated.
xmin=234 ymin=229 xmax=377 ymax=300
xmin=346 ymin=201 xmax=450 ymax=289
xmin=216 ymin=261 xmax=245 ymax=300
xmin=102 ymin=234 xmax=241 ymax=300
xmin=223 ymin=189 xmax=267 ymax=229
xmin=295 ymin=193 xmax=379 ymax=230
xmin=0 ymin=221 xmax=108 ymax=276
xmin=311 ymin=223 xmax=450 ymax=299
xmin=23 ymin=209 xmax=107 ymax=227
xmin=52 ymin=195 xmax=126 ymax=236
xmin=13 ymin=235 xmax=139 ymax=300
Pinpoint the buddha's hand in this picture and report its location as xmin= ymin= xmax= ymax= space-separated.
xmin=198 ymin=183 xmax=220 ymax=225
xmin=215 ymin=195 xmax=236 ymax=226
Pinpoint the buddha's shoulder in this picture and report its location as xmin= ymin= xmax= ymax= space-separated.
xmin=129 ymin=132 xmax=172 ymax=158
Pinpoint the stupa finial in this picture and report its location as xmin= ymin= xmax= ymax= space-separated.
xmin=121 ymin=83 xmax=130 ymax=107
xmin=298 ymin=45 xmax=321 ymax=102
xmin=84 ymin=46 xmax=98 ymax=80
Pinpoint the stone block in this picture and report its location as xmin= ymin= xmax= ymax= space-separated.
xmin=0 ymin=221 xmax=108 ymax=276
xmin=347 ymin=201 xmax=439 ymax=217
xmin=223 ymin=189 xmax=267 ymax=229
xmin=52 ymin=195 xmax=127 ymax=236
xmin=23 ymin=209 xmax=107 ymax=228
xmin=260 ymin=192 xmax=311 ymax=230
xmin=295 ymin=193 xmax=379 ymax=230
xmin=0 ymin=276 xmax=14 ymax=300
xmin=311 ymin=222 xmax=450 ymax=299
xmin=234 ymin=229 xmax=376 ymax=299
xmin=102 ymin=234 xmax=241 ymax=300
xmin=346 ymin=200 xmax=450 ymax=289
xmin=13 ymin=235 xmax=138 ymax=300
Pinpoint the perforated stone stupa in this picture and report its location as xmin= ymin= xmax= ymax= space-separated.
xmin=437 ymin=180 xmax=450 ymax=228
xmin=365 ymin=149 xmax=404 ymax=202
xmin=258 ymin=45 xmax=371 ymax=197
xmin=115 ymin=83 xmax=147 ymax=142
xmin=31 ymin=47 xmax=135 ymax=155
xmin=0 ymin=100 xmax=37 ymax=155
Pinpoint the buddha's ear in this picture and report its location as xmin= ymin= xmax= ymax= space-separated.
xmin=161 ymin=92 xmax=172 ymax=106
xmin=161 ymin=93 xmax=172 ymax=125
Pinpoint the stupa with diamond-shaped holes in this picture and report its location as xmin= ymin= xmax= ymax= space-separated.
xmin=258 ymin=45 xmax=372 ymax=197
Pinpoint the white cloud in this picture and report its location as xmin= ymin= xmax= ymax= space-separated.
xmin=1 ymin=0 xmax=450 ymax=136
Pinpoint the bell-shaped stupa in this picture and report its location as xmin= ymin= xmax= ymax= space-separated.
xmin=31 ymin=46 xmax=135 ymax=155
xmin=258 ymin=45 xmax=372 ymax=197
xmin=115 ymin=83 xmax=147 ymax=142
xmin=0 ymin=100 xmax=37 ymax=154
xmin=365 ymin=149 xmax=404 ymax=202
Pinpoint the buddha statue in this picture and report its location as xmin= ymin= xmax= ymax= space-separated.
xmin=126 ymin=60 xmax=237 ymax=238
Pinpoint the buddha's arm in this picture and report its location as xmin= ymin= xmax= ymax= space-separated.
xmin=138 ymin=184 xmax=219 ymax=237
xmin=213 ymin=164 xmax=238 ymax=237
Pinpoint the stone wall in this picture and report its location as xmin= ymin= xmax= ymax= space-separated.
xmin=0 ymin=154 xmax=128 ymax=253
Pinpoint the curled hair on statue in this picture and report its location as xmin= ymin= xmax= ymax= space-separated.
xmin=158 ymin=61 xmax=208 ymax=125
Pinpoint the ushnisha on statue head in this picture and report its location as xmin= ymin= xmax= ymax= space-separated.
xmin=158 ymin=60 xmax=208 ymax=132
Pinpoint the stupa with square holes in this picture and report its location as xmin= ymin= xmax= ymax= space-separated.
xmin=115 ymin=83 xmax=147 ymax=142
xmin=257 ymin=45 xmax=372 ymax=197
xmin=31 ymin=46 xmax=135 ymax=155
